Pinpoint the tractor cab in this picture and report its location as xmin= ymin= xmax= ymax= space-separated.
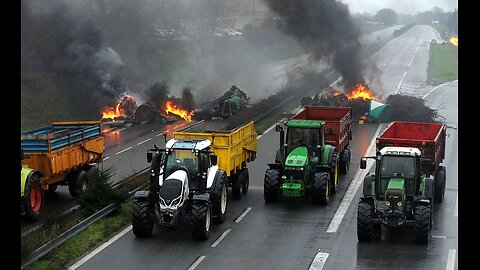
xmin=284 ymin=119 xmax=325 ymax=164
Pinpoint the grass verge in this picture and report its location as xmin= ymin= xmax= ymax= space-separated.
xmin=427 ymin=44 xmax=458 ymax=85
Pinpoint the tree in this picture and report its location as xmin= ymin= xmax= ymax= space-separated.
xmin=375 ymin=8 xmax=398 ymax=27
xmin=447 ymin=9 xmax=458 ymax=34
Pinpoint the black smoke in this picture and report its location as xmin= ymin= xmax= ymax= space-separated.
xmin=263 ymin=0 xmax=365 ymax=92
xmin=141 ymin=81 xmax=196 ymax=111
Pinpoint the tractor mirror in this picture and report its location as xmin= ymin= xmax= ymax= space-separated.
xmin=275 ymin=124 xmax=282 ymax=132
xmin=211 ymin=155 xmax=218 ymax=166
xmin=147 ymin=152 xmax=153 ymax=163
xmin=360 ymin=158 xmax=367 ymax=169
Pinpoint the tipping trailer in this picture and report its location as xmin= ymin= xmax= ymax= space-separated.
xmin=265 ymin=106 xmax=352 ymax=204
xmin=357 ymin=121 xmax=447 ymax=244
xmin=173 ymin=120 xmax=257 ymax=199
xmin=21 ymin=121 xmax=104 ymax=221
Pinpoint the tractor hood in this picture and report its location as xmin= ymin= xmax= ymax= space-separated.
xmin=285 ymin=146 xmax=308 ymax=167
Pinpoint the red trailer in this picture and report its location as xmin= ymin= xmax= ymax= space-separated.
xmin=291 ymin=106 xmax=353 ymax=173
xmin=376 ymin=121 xmax=446 ymax=176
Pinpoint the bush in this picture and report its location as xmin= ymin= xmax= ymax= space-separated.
xmin=77 ymin=167 xmax=129 ymax=216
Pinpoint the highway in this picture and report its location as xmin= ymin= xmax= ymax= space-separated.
xmin=65 ymin=24 xmax=457 ymax=270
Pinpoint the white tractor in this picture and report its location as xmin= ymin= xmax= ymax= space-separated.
xmin=132 ymin=138 xmax=228 ymax=240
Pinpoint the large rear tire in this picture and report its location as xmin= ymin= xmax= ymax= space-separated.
xmin=132 ymin=200 xmax=154 ymax=238
xmin=264 ymin=169 xmax=280 ymax=203
xmin=191 ymin=203 xmax=212 ymax=240
xmin=232 ymin=171 xmax=243 ymax=199
xmin=211 ymin=173 xmax=228 ymax=224
xmin=357 ymin=200 xmax=374 ymax=242
xmin=312 ymin=172 xmax=329 ymax=205
xmin=330 ymin=158 xmax=339 ymax=194
xmin=68 ymin=170 xmax=88 ymax=198
xmin=414 ymin=204 xmax=431 ymax=244
xmin=434 ymin=166 xmax=446 ymax=203
xmin=21 ymin=174 xmax=44 ymax=222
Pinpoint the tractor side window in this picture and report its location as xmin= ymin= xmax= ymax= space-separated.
xmin=287 ymin=128 xmax=319 ymax=154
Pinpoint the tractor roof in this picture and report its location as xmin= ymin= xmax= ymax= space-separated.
xmin=379 ymin=147 xmax=421 ymax=156
xmin=287 ymin=119 xmax=324 ymax=128
xmin=165 ymin=139 xmax=211 ymax=151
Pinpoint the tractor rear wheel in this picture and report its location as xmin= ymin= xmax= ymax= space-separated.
xmin=211 ymin=173 xmax=228 ymax=224
xmin=357 ymin=200 xmax=374 ymax=242
xmin=414 ymin=204 xmax=431 ymax=244
xmin=264 ymin=169 xmax=280 ymax=203
xmin=330 ymin=158 xmax=339 ymax=194
xmin=312 ymin=172 xmax=329 ymax=205
xmin=434 ymin=166 xmax=446 ymax=203
xmin=22 ymin=174 xmax=44 ymax=222
xmin=68 ymin=170 xmax=88 ymax=198
xmin=191 ymin=203 xmax=212 ymax=240
xmin=132 ymin=200 xmax=154 ymax=238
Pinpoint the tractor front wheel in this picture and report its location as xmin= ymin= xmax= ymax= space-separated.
xmin=132 ymin=200 xmax=154 ymax=238
xmin=357 ymin=200 xmax=374 ymax=242
xmin=191 ymin=203 xmax=212 ymax=240
xmin=312 ymin=172 xmax=329 ymax=205
xmin=414 ymin=204 xmax=431 ymax=244
xmin=264 ymin=169 xmax=280 ymax=203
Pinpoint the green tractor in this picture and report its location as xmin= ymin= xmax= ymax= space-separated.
xmin=357 ymin=147 xmax=435 ymax=244
xmin=264 ymin=119 xmax=340 ymax=204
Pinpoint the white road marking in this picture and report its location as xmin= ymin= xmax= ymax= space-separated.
xmin=116 ymin=127 xmax=127 ymax=132
xmin=423 ymin=80 xmax=457 ymax=99
xmin=414 ymin=46 xmax=419 ymax=53
xmin=210 ymin=229 xmax=232 ymax=248
xmin=309 ymin=251 xmax=329 ymax=270
xmin=68 ymin=225 xmax=132 ymax=270
xmin=326 ymin=124 xmax=384 ymax=233
xmin=103 ymin=156 xmax=110 ymax=161
xmin=446 ymin=249 xmax=457 ymax=270
xmin=258 ymin=125 xmax=276 ymax=139
xmin=188 ymin=256 xmax=206 ymax=270
xmin=432 ymin=235 xmax=447 ymax=239
xmin=454 ymin=194 xmax=458 ymax=217
xmin=408 ymin=54 xmax=416 ymax=67
xmin=395 ymin=72 xmax=408 ymax=93
xmin=115 ymin=147 xmax=132 ymax=155
xmin=156 ymin=133 xmax=164 ymax=137
xmin=235 ymin=207 xmax=252 ymax=223
xmin=136 ymin=138 xmax=152 ymax=145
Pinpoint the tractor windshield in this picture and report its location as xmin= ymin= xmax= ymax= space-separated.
xmin=164 ymin=149 xmax=198 ymax=178
xmin=287 ymin=128 xmax=320 ymax=154
xmin=379 ymin=155 xmax=416 ymax=195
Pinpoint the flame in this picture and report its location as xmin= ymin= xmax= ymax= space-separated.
xmin=332 ymin=90 xmax=341 ymax=96
xmin=101 ymin=95 xmax=136 ymax=120
xmin=165 ymin=100 xmax=194 ymax=121
xmin=449 ymin=36 xmax=458 ymax=46
xmin=345 ymin=84 xmax=376 ymax=100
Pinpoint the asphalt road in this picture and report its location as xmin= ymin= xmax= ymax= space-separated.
xmin=66 ymin=25 xmax=458 ymax=270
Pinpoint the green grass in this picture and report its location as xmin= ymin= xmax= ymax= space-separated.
xmin=25 ymin=199 xmax=134 ymax=270
xmin=427 ymin=44 xmax=458 ymax=85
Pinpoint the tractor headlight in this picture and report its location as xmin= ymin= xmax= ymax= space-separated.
xmin=397 ymin=201 xmax=403 ymax=207
xmin=282 ymin=175 xmax=287 ymax=179
xmin=297 ymin=167 xmax=304 ymax=171
xmin=385 ymin=201 xmax=391 ymax=206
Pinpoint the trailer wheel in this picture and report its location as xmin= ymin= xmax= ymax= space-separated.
xmin=357 ymin=200 xmax=374 ymax=242
xmin=211 ymin=173 xmax=228 ymax=224
xmin=434 ymin=166 xmax=446 ymax=203
xmin=312 ymin=172 xmax=329 ymax=205
xmin=132 ymin=200 xmax=154 ymax=238
xmin=264 ymin=169 xmax=280 ymax=203
xmin=242 ymin=168 xmax=249 ymax=195
xmin=85 ymin=166 xmax=101 ymax=180
xmin=232 ymin=171 xmax=244 ymax=199
xmin=330 ymin=158 xmax=339 ymax=194
xmin=191 ymin=203 xmax=212 ymax=240
xmin=414 ymin=204 xmax=431 ymax=244
xmin=68 ymin=170 xmax=88 ymax=198
xmin=22 ymin=174 xmax=44 ymax=222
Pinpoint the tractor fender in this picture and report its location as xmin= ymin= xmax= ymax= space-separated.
xmin=206 ymin=166 xmax=220 ymax=189
xmin=321 ymin=145 xmax=337 ymax=167
xmin=192 ymin=192 xmax=211 ymax=204
xmin=134 ymin=190 xmax=150 ymax=201
xmin=208 ymin=169 xmax=226 ymax=190
xmin=21 ymin=168 xmax=42 ymax=197
xmin=422 ymin=177 xmax=435 ymax=202
xmin=362 ymin=173 xmax=375 ymax=197
xmin=267 ymin=163 xmax=283 ymax=171
xmin=360 ymin=196 xmax=374 ymax=204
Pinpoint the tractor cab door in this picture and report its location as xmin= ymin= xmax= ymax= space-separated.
xmin=376 ymin=155 xmax=417 ymax=198
xmin=286 ymin=127 xmax=322 ymax=161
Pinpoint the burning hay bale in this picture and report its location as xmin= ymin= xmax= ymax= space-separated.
xmin=134 ymin=103 xmax=165 ymax=124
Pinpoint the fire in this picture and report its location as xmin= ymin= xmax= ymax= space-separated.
xmin=165 ymin=100 xmax=194 ymax=122
xmin=449 ymin=36 xmax=458 ymax=46
xmin=101 ymin=95 xmax=137 ymax=120
xmin=332 ymin=91 xmax=341 ymax=96
xmin=345 ymin=84 xmax=376 ymax=100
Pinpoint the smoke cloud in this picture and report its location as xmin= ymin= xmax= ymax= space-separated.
xmin=263 ymin=0 xmax=366 ymax=91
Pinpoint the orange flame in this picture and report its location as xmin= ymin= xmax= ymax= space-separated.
xmin=101 ymin=95 xmax=136 ymax=120
xmin=449 ymin=36 xmax=458 ymax=46
xmin=165 ymin=100 xmax=194 ymax=122
xmin=332 ymin=90 xmax=341 ymax=96
xmin=345 ymin=84 xmax=376 ymax=100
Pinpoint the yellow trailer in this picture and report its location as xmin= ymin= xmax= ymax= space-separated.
xmin=173 ymin=120 xmax=257 ymax=199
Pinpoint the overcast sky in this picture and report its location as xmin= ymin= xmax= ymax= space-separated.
xmin=340 ymin=0 xmax=458 ymax=15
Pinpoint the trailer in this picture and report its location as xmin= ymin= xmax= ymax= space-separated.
xmin=265 ymin=105 xmax=352 ymax=204
xmin=21 ymin=121 xmax=105 ymax=221
xmin=357 ymin=121 xmax=447 ymax=244
xmin=173 ymin=120 xmax=257 ymax=199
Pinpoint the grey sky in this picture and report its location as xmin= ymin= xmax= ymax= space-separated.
xmin=340 ymin=0 xmax=458 ymax=15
